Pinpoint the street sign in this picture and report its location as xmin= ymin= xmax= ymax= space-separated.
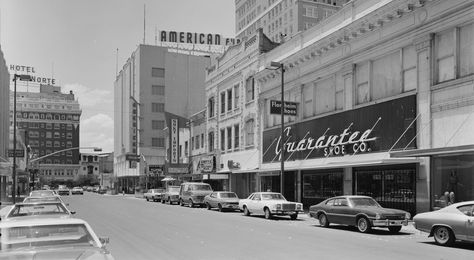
xmin=270 ymin=100 xmax=298 ymax=116
xmin=8 ymin=149 xmax=24 ymax=157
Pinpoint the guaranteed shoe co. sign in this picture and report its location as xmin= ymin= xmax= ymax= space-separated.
xmin=262 ymin=95 xmax=417 ymax=163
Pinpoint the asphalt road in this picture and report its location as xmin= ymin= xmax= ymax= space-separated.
xmin=61 ymin=192 xmax=474 ymax=260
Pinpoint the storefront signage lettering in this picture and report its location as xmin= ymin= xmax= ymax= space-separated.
xmin=270 ymin=100 xmax=298 ymax=116
xmin=170 ymin=119 xmax=178 ymax=164
xmin=262 ymin=95 xmax=417 ymax=162
xmin=274 ymin=124 xmax=377 ymax=159
xmin=198 ymin=156 xmax=214 ymax=173
xmin=159 ymin=30 xmax=240 ymax=46
xmin=9 ymin=64 xmax=56 ymax=85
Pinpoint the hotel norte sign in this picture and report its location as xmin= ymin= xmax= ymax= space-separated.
xmin=9 ymin=64 xmax=57 ymax=85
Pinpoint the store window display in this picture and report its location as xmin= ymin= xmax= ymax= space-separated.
xmin=432 ymin=154 xmax=473 ymax=210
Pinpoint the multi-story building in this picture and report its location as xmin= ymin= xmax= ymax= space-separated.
xmin=10 ymin=85 xmax=81 ymax=185
xmin=114 ymin=44 xmax=210 ymax=193
xmin=255 ymin=0 xmax=474 ymax=215
xmin=0 ymin=47 xmax=10 ymax=194
xmin=235 ymin=0 xmax=348 ymax=42
xmin=204 ymin=29 xmax=278 ymax=198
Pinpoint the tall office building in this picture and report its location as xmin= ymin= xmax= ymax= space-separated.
xmin=235 ymin=0 xmax=349 ymax=42
xmin=10 ymin=85 xmax=82 ymax=183
xmin=114 ymin=45 xmax=210 ymax=192
xmin=0 ymin=47 xmax=10 ymax=197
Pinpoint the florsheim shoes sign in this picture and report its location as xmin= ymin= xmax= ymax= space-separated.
xmin=262 ymin=95 xmax=417 ymax=163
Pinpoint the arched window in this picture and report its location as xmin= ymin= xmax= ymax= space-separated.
xmin=208 ymin=97 xmax=215 ymax=118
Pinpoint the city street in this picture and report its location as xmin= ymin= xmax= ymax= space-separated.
xmin=61 ymin=193 xmax=474 ymax=260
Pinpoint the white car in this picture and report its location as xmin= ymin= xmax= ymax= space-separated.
xmin=2 ymin=202 xmax=75 ymax=221
xmin=0 ymin=217 xmax=114 ymax=259
xmin=239 ymin=192 xmax=304 ymax=220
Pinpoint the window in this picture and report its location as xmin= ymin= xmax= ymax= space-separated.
xmin=54 ymin=132 xmax=60 ymax=139
xmin=245 ymin=119 xmax=255 ymax=146
xmin=54 ymin=124 xmax=60 ymax=130
xmin=227 ymin=89 xmax=233 ymax=111
xmin=220 ymin=92 xmax=226 ymax=114
xmin=208 ymin=97 xmax=215 ymax=118
xmin=355 ymin=62 xmax=370 ymax=104
xmin=191 ymin=137 xmax=194 ymax=150
xmin=208 ymin=132 xmax=214 ymax=152
xmin=185 ymin=141 xmax=188 ymax=156
xmin=234 ymin=84 xmax=240 ymax=109
xmin=46 ymin=141 xmax=52 ymax=147
xmin=66 ymin=141 xmax=72 ymax=148
xmin=54 ymin=141 xmax=60 ymax=147
xmin=152 ymin=85 xmax=165 ymax=95
xmin=66 ymin=124 xmax=73 ymax=130
xmin=227 ymin=127 xmax=232 ymax=150
xmin=66 ymin=133 xmax=73 ymax=139
xmin=201 ymin=133 xmax=204 ymax=148
xmin=152 ymin=137 xmax=165 ymax=147
xmin=402 ymin=46 xmax=417 ymax=92
xmin=151 ymin=103 xmax=164 ymax=112
xmin=372 ymin=51 xmax=401 ymax=100
xmin=315 ymin=77 xmax=336 ymax=114
xmin=220 ymin=129 xmax=225 ymax=151
xmin=436 ymin=24 xmax=474 ymax=83
xmin=234 ymin=125 xmax=239 ymax=149
xmin=152 ymin=120 xmax=164 ymax=130
xmin=303 ymin=84 xmax=314 ymax=118
xmin=196 ymin=135 xmax=200 ymax=150
xmin=246 ymin=77 xmax=255 ymax=102
xmin=151 ymin=68 xmax=165 ymax=77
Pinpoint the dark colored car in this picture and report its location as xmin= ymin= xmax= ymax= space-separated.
xmin=309 ymin=195 xmax=410 ymax=233
xmin=204 ymin=191 xmax=240 ymax=212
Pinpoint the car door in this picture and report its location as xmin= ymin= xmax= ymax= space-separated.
xmin=469 ymin=205 xmax=474 ymax=241
xmin=323 ymin=199 xmax=336 ymax=222
xmin=330 ymin=199 xmax=347 ymax=224
xmin=248 ymin=193 xmax=262 ymax=214
xmin=458 ymin=204 xmax=474 ymax=241
xmin=209 ymin=193 xmax=217 ymax=207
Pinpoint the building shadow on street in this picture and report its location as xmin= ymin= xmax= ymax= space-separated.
xmin=419 ymin=241 xmax=474 ymax=251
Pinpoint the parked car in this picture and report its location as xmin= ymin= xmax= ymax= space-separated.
xmin=57 ymin=185 xmax=70 ymax=196
xmin=23 ymin=195 xmax=68 ymax=206
xmin=239 ymin=192 xmax=303 ymax=220
xmin=179 ymin=182 xmax=213 ymax=207
xmin=309 ymin=195 xmax=410 ymax=233
xmin=30 ymin=189 xmax=57 ymax=197
xmin=0 ymin=217 xmax=114 ymax=259
xmin=98 ymin=187 xmax=107 ymax=194
xmin=2 ymin=202 xmax=75 ymax=220
xmin=204 ymin=191 xmax=240 ymax=212
xmin=144 ymin=188 xmax=165 ymax=202
xmin=71 ymin=187 xmax=84 ymax=195
xmin=161 ymin=186 xmax=180 ymax=204
xmin=413 ymin=201 xmax=474 ymax=246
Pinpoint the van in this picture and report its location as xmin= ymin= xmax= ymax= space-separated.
xmin=179 ymin=182 xmax=213 ymax=207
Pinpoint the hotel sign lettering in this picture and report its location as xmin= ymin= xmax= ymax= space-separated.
xmin=170 ymin=119 xmax=178 ymax=164
xmin=9 ymin=64 xmax=57 ymax=85
xmin=262 ymin=95 xmax=417 ymax=162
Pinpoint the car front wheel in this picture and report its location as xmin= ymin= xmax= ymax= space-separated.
xmin=243 ymin=206 xmax=250 ymax=216
xmin=206 ymin=203 xmax=211 ymax=210
xmin=146 ymin=197 xmax=149 ymax=201
xmin=434 ymin=226 xmax=455 ymax=246
xmin=180 ymin=199 xmax=184 ymax=206
xmin=319 ymin=213 xmax=329 ymax=227
xmin=264 ymin=208 xmax=272 ymax=220
xmin=290 ymin=213 xmax=298 ymax=220
xmin=357 ymin=217 xmax=371 ymax=233
xmin=189 ymin=199 xmax=194 ymax=208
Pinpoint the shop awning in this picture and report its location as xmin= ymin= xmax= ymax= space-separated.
xmin=202 ymin=174 xmax=229 ymax=180
xmin=259 ymin=152 xmax=421 ymax=172
xmin=390 ymin=145 xmax=474 ymax=158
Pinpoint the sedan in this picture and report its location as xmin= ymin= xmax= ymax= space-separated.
xmin=144 ymin=188 xmax=165 ymax=202
xmin=239 ymin=192 xmax=303 ymax=220
xmin=161 ymin=186 xmax=180 ymax=204
xmin=29 ymin=189 xmax=57 ymax=197
xmin=0 ymin=217 xmax=114 ymax=259
xmin=71 ymin=187 xmax=84 ymax=195
xmin=309 ymin=195 xmax=410 ymax=233
xmin=204 ymin=191 xmax=240 ymax=212
xmin=413 ymin=201 xmax=474 ymax=246
xmin=2 ymin=202 xmax=75 ymax=220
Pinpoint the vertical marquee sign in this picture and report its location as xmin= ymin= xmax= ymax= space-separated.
xmin=170 ymin=119 xmax=178 ymax=164
xmin=262 ymin=95 xmax=417 ymax=163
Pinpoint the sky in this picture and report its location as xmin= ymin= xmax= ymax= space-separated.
xmin=0 ymin=0 xmax=235 ymax=153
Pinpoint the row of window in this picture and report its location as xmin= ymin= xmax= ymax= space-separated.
xmin=151 ymin=137 xmax=165 ymax=148
xmin=191 ymin=133 xmax=205 ymax=150
xmin=151 ymin=103 xmax=165 ymax=113
xmin=29 ymin=141 xmax=74 ymax=149
xmin=18 ymin=102 xmax=76 ymax=111
xmin=208 ymin=78 xmax=255 ymax=118
xmin=17 ymin=122 xmax=75 ymax=131
xmin=15 ymin=112 xmax=79 ymax=121
xmin=29 ymin=131 xmax=74 ymax=139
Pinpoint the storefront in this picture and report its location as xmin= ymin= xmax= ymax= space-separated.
xmin=261 ymin=95 xmax=420 ymax=212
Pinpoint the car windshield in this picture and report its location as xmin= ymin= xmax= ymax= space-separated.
xmin=261 ymin=193 xmax=285 ymax=200
xmin=30 ymin=190 xmax=55 ymax=197
xmin=219 ymin=192 xmax=237 ymax=198
xmin=168 ymin=187 xmax=180 ymax=192
xmin=7 ymin=204 xmax=69 ymax=218
xmin=23 ymin=197 xmax=61 ymax=203
xmin=350 ymin=198 xmax=380 ymax=207
xmin=0 ymin=224 xmax=98 ymax=251
xmin=190 ymin=185 xmax=211 ymax=191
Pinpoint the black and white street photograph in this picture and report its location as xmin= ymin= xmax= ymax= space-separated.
xmin=0 ymin=0 xmax=473 ymax=259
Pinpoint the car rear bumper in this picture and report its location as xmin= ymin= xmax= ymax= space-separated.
xmin=372 ymin=219 xmax=409 ymax=227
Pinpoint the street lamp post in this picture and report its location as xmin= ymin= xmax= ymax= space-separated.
xmin=12 ymin=74 xmax=32 ymax=202
xmin=268 ymin=62 xmax=285 ymax=194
